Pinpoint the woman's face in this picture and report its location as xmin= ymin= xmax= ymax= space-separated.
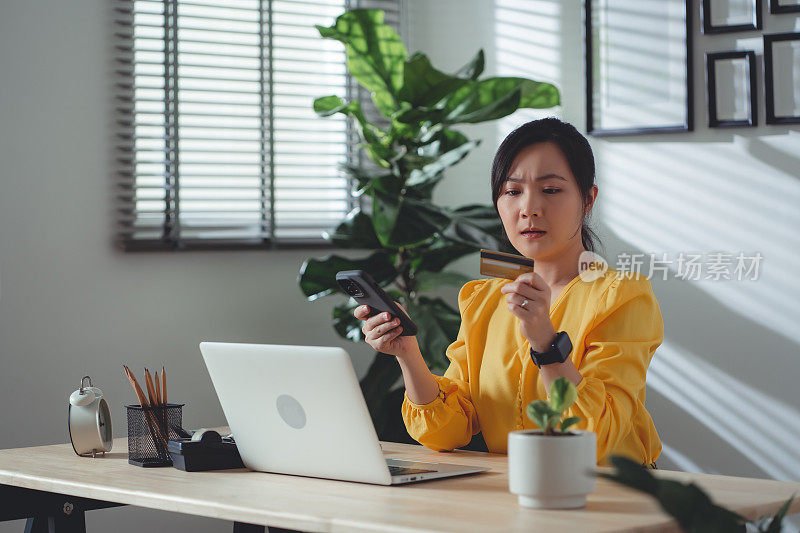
xmin=496 ymin=141 xmax=596 ymax=261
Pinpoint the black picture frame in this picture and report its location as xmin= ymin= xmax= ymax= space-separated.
xmin=706 ymin=51 xmax=757 ymax=127
xmin=702 ymin=0 xmax=762 ymax=34
xmin=764 ymin=32 xmax=800 ymax=124
xmin=769 ymin=0 xmax=800 ymax=13
xmin=585 ymin=0 xmax=694 ymax=136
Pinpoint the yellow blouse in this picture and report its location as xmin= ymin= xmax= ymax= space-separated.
xmin=401 ymin=266 xmax=663 ymax=466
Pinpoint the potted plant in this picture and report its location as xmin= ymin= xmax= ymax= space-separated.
xmin=297 ymin=8 xmax=560 ymax=443
xmin=508 ymin=377 xmax=597 ymax=509
xmin=600 ymin=455 xmax=795 ymax=532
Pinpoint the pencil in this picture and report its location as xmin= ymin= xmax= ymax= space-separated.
xmin=123 ymin=365 xmax=150 ymax=408
xmin=154 ymin=371 xmax=161 ymax=406
xmin=144 ymin=368 xmax=157 ymax=407
xmin=124 ymin=365 xmax=167 ymax=451
xmin=143 ymin=367 xmax=169 ymax=444
xmin=161 ymin=366 xmax=167 ymax=407
xmin=159 ymin=366 xmax=169 ymax=440
xmin=153 ymin=369 xmax=167 ymax=440
xmin=124 ymin=365 xmax=155 ymax=427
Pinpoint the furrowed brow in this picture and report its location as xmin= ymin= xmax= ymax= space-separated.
xmin=504 ymin=174 xmax=567 ymax=183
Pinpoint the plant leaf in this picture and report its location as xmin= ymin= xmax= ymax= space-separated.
xmin=408 ymin=236 xmax=476 ymax=275
xmin=526 ymin=400 xmax=556 ymax=429
xmin=371 ymin=190 xmax=451 ymax=248
xmin=298 ymin=251 xmax=397 ymax=301
xmin=418 ymin=128 xmax=469 ymax=157
xmin=598 ymin=455 xmax=748 ymax=532
xmin=598 ymin=456 xmax=659 ymax=495
xmin=363 ymin=142 xmax=396 ymax=168
xmin=762 ymin=494 xmax=795 ymax=533
xmin=332 ymin=298 xmax=365 ymax=342
xmin=358 ymin=351 xmax=403 ymax=437
xmin=406 ymin=296 xmax=460 ymax=370
xmin=441 ymin=204 xmax=514 ymax=251
xmin=655 ymin=481 xmax=746 ymax=532
xmin=314 ymin=96 xmax=400 ymax=168
xmin=541 ymin=414 xmax=551 ymax=434
xmin=323 ymin=208 xmax=382 ymax=249
xmin=399 ymin=152 xmax=438 ymax=172
xmin=560 ymin=416 xmax=581 ymax=432
xmin=548 ymin=376 xmax=578 ymax=412
xmin=337 ymin=163 xmax=392 ymax=196
xmin=442 ymin=77 xmax=560 ymax=124
xmin=444 ymin=83 xmax=520 ymax=125
xmin=371 ymin=90 xmax=399 ymax=120
xmin=453 ymin=48 xmax=485 ymax=80
xmin=363 ymin=173 xmax=403 ymax=196
xmin=313 ymin=96 xmax=384 ymax=145
xmin=315 ymin=9 xmax=407 ymax=117
xmin=313 ymin=95 xmax=360 ymax=127
xmin=398 ymin=52 xmax=470 ymax=108
xmin=406 ymin=140 xmax=480 ymax=189
xmin=389 ymin=116 xmax=421 ymax=144
xmin=313 ymin=94 xmax=353 ymax=116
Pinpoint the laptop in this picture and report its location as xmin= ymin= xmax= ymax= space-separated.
xmin=198 ymin=342 xmax=489 ymax=485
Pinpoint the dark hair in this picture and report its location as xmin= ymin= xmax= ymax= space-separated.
xmin=490 ymin=117 xmax=602 ymax=255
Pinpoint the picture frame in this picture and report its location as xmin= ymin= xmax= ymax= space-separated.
xmin=702 ymin=0 xmax=762 ymax=34
xmin=706 ymin=51 xmax=757 ymax=127
xmin=763 ymin=32 xmax=800 ymax=124
xmin=585 ymin=0 xmax=693 ymax=136
xmin=769 ymin=0 xmax=800 ymax=13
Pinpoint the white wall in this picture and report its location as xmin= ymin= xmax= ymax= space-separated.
xmin=0 ymin=0 xmax=798 ymax=531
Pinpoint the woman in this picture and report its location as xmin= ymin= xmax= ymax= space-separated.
xmin=353 ymin=118 xmax=663 ymax=468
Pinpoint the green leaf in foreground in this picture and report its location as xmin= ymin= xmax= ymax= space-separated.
xmin=298 ymin=252 xmax=397 ymax=301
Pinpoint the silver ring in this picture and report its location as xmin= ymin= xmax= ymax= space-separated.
xmin=520 ymin=299 xmax=528 ymax=308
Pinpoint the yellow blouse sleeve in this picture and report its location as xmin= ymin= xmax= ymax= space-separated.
xmin=561 ymin=276 xmax=664 ymax=464
xmin=401 ymin=279 xmax=485 ymax=452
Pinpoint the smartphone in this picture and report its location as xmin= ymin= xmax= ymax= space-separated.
xmin=335 ymin=270 xmax=418 ymax=337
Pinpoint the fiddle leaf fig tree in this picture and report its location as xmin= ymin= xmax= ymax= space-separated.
xmin=297 ymin=8 xmax=560 ymax=442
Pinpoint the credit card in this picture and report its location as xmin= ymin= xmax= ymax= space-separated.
xmin=479 ymin=249 xmax=534 ymax=280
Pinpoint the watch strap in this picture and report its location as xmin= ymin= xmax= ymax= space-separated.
xmin=530 ymin=331 xmax=572 ymax=368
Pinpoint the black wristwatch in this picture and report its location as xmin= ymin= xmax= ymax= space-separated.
xmin=530 ymin=331 xmax=572 ymax=368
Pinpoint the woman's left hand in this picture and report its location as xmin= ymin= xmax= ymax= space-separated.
xmin=500 ymin=272 xmax=558 ymax=352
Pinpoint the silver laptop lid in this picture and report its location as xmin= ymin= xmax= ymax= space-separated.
xmin=199 ymin=342 xmax=393 ymax=485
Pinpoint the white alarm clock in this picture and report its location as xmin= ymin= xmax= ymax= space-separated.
xmin=68 ymin=376 xmax=113 ymax=457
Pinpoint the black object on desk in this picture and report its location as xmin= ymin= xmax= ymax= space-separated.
xmin=126 ymin=403 xmax=185 ymax=467
xmin=168 ymin=429 xmax=245 ymax=472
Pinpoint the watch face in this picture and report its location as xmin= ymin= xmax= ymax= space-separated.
xmin=531 ymin=332 xmax=572 ymax=366
xmin=555 ymin=331 xmax=573 ymax=359
xmin=97 ymin=399 xmax=113 ymax=449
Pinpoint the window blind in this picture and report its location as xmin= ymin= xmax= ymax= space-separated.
xmin=114 ymin=0 xmax=403 ymax=250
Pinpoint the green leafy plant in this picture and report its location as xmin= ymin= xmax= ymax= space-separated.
xmin=599 ymin=455 xmax=795 ymax=533
xmin=297 ymin=8 xmax=560 ymax=442
xmin=525 ymin=376 xmax=582 ymax=435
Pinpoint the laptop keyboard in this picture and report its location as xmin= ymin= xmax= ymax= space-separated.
xmin=388 ymin=465 xmax=436 ymax=476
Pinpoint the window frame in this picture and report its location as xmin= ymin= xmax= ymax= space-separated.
xmin=113 ymin=0 xmax=402 ymax=252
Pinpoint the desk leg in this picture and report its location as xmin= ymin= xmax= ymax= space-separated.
xmin=24 ymin=514 xmax=85 ymax=533
xmin=1 ymin=485 xmax=300 ymax=533
xmin=0 ymin=484 xmax=125 ymax=533
xmin=232 ymin=523 xmax=301 ymax=533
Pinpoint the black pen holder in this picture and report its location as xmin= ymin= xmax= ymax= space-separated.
xmin=126 ymin=403 xmax=184 ymax=467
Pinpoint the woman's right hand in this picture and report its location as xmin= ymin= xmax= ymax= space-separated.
xmin=353 ymin=303 xmax=420 ymax=360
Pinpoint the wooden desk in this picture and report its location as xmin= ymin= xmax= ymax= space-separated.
xmin=1 ymin=430 xmax=798 ymax=533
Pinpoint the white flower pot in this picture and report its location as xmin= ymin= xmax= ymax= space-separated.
xmin=508 ymin=429 xmax=597 ymax=509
